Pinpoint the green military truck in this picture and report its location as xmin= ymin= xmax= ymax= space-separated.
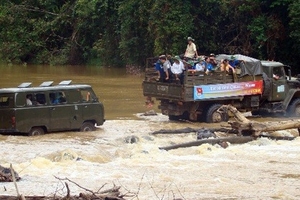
xmin=0 ymin=80 xmax=105 ymax=135
xmin=143 ymin=54 xmax=300 ymax=123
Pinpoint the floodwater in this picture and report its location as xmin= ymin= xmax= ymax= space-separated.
xmin=0 ymin=64 xmax=148 ymax=120
xmin=1 ymin=64 xmax=300 ymax=199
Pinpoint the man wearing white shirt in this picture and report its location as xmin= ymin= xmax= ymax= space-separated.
xmin=171 ymin=56 xmax=185 ymax=83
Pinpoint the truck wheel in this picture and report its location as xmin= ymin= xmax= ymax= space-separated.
xmin=80 ymin=122 xmax=96 ymax=132
xmin=205 ymin=104 xmax=229 ymax=123
xmin=28 ymin=127 xmax=45 ymax=136
xmin=288 ymin=98 xmax=300 ymax=117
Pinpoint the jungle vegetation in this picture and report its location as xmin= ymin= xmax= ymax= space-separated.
xmin=0 ymin=0 xmax=299 ymax=71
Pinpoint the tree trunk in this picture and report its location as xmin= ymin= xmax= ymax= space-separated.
xmin=159 ymin=136 xmax=254 ymax=151
xmin=222 ymin=105 xmax=300 ymax=136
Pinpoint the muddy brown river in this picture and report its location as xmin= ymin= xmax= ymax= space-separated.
xmin=0 ymin=64 xmax=300 ymax=199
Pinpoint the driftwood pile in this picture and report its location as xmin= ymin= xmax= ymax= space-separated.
xmin=0 ymin=165 xmax=128 ymax=200
xmin=0 ymin=179 xmax=127 ymax=200
xmin=155 ymin=105 xmax=298 ymax=151
xmin=225 ymin=105 xmax=300 ymax=136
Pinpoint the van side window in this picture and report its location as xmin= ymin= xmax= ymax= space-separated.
xmin=35 ymin=93 xmax=46 ymax=105
xmin=25 ymin=93 xmax=46 ymax=106
xmin=49 ymin=91 xmax=66 ymax=104
xmin=0 ymin=96 xmax=10 ymax=107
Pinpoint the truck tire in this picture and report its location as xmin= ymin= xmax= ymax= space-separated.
xmin=80 ymin=122 xmax=96 ymax=132
xmin=288 ymin=98 xmax=300 ymax=117
xmin=205 ymin=104 xmax=229 ymax=123
xmin=28 ymin=127 xmax=45 ymax=136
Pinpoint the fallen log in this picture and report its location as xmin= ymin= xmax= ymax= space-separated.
xmin=222 ymin=105 xmax=300 ymax=137
xmin=0 ymin=185 xmax=126 ymax=200
xmin=151 ymin=127 xmax=197 ymax=134
xmin=151 ymin=127 xmax=239 ymax=135
xmin=0 ymin=195 xmax=125 ymax=200
xmin=159 ymin=136 xmax=254 ymax=151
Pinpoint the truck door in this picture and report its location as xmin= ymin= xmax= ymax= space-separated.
xmin=271 ymin=66 xmax=287 ymax=101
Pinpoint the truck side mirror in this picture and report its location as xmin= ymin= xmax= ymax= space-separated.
xmin=288 ymin=69 xmax=291 ymax=80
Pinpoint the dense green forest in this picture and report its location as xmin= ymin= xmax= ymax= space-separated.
xmin=0 ymin=0 xmax=299 ymax=71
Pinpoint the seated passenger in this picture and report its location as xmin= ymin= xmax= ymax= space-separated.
xmin=229 ymin=56 xmax=241 ymax=68
xmin=209 ymin=53 xmax=218 ymax=67
xmin=26 ymin=94 xmax=33 ymax=106
xmin=171 ymin=56 xmax=185 ymax=81
xmin=194 ymin=59 xmax=206 ymax=72
xmin=220 ymin=59 xmax=236 ymax=73
xmin=204 ymin=57 xmax=214 ymax=74
xmin=185 ymin=60 xmax=196 ymax=71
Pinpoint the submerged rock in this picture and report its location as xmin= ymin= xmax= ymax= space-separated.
xmin=124 ymin=135 xmax=139 ymax=144
xmin=0 ymin=165 xmax=21 ymax=182
xmin=197 ymin=128 xmax=216 ymax=140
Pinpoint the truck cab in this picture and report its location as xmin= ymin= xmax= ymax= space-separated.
xmin=261 ymin=61 xmax=288 ymax=102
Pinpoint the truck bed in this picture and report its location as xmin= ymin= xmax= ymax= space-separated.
xmin=143 ymin=67 xmax=263 ymax=101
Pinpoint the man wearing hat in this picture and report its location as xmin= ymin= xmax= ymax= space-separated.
xmin=171 ymin=56 xmax=185 ymax=83
xmin=184 ymin=37 xmax=198 ymax=59
xmin=209 ymin=53 xmax=218 ymax=67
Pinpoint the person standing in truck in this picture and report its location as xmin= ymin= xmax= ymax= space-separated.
xmin=159 ymin=55 xmax=172 ymax=82
xmin=154 ymin=58 xmax=164 ymax=81
xmin=184 ymin=37 xmax=198 ymax=60
xmin=171 ymin=55 xmax=185 ymax=83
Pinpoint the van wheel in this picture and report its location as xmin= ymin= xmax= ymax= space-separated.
xmin=80 ymin=122 xmax=96 ymax=132
xmin=28 ymin=127 xmax=44 ymax=136
xmin=205 ymin=104 xmax=229 ymax=123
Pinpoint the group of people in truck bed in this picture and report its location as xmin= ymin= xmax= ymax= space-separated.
xmin=155 ymin=37 xmax=241 ymax=83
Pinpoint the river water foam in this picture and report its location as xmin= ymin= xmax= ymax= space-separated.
xmin=1 ymin=114 xmax=300 ymax=199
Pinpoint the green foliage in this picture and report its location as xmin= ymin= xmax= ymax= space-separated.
xmin=0 ymin=0 xmax=299 ymax=68
xmin=149 ymin=0 xmax=193 ymax=56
